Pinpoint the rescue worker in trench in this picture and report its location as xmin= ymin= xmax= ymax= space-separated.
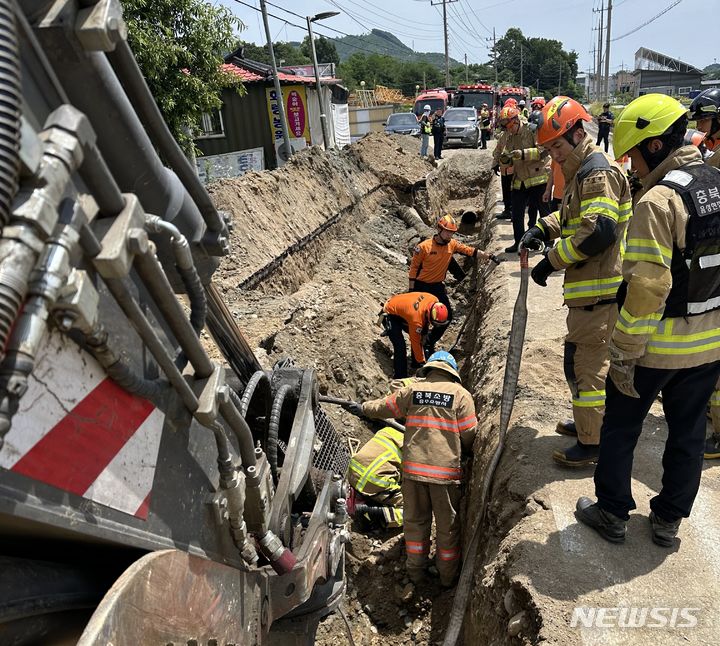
xmin=380 ymin=291 xmax=449 ymax=379
xmin=575 ymin=94 xmax=720 ymax=547
xmin=493 ymin=106 xmax=550 ymax=253
xmin=345 ymin=351 xmax=476 ymax=587
xmin=409 ymin=214 xmax=493 ymax=356
xmin=687 ymin=89 xmax=720 ymax=459
xmin=521 ymin=96 xmax=632 ymax=467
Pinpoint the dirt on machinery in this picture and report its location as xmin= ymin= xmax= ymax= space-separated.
xmin=206 ymin=130 xmax=717 ymax=646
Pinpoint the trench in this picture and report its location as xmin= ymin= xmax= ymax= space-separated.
xmin=211 ymin=135 xmax=537 ymax=645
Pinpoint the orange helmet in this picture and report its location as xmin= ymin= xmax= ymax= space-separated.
xmin=531 ymin=97 xmax=546 ymax=109
xmin=498 ymin=106 xmax=520 ymax=127
xmin=437 ymin=214 xmax=458 ymax=232
xmin=536 ymin=96 xmax=591 ymax=146
xmin=429 ymin=302 xmax=449 ymax=326
xmin=503 ymin=98 xmax=518 ymax=108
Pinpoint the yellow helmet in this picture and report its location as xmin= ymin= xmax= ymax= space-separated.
xmin=613 ymin=94 xmax=687 ymax=160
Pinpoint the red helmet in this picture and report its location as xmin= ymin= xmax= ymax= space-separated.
xmin=536 ymin=96 xmax=591 ymax=146
xmin=429 ymin=302 xmax=449 ymax=326
xmin=503 ymin=98 xmax=518 ymax=108
xmin=531 ymin=97 xmax=546 ymax=109
xmin=498 ymin=106 xmax=520 ymax=128
xmin=437 ymin=214 xmax=458 ymax=232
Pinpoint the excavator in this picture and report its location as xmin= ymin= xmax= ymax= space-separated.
xmin=0 ymin=1 xmax=350 ymax=644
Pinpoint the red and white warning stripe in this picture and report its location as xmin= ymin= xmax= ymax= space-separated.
xmin=0 ymin=330 xmax=164 ymax=519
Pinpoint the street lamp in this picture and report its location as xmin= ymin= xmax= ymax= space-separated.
xmin=307 ymin=11 xmax=339 ymax=150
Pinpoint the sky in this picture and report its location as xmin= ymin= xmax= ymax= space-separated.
xmin=216 ymin=0 xmax=716 ymax=78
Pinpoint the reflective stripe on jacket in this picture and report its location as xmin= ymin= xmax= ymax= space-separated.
xmin=347 ymin=426 xmax=403 ymax=496
xmin=538 ymin=135 xmax=632 ymax=308
xmin=361 ymin=371 xmax=477 ymax=485
xmin=409 ymin=237 xmax=476 ymax=283
xmin=492 ymin=122 xmax=548 ymax=188
xmin=612 ymin=145 xmax=720 ymax=369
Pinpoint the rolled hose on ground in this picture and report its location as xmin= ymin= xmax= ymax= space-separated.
xmin=267 ymin=383 xmax=291 ymax=483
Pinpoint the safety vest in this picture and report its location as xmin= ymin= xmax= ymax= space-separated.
xmin=658 ymin=163 xmax=720 ymax=317
xmin=347 ymin=427 xmax=403 ymax=496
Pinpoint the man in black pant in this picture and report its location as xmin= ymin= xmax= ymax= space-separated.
xmin=595 ymin=103 xmax=614 ymax=153
xmin=431 ymin=108 xmax=446 ymax=160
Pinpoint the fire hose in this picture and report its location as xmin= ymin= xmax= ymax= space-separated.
xmin=442 ymin=245 xmax=532 ymax=646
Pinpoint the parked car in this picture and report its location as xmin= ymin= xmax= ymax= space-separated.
xmin=384 ymin=112 xmax=421 ymax=136
xmin=443 ymin=107 xmax=480 ymax=148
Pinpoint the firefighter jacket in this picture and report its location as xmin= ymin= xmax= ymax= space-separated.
xmin=347 ymin=426 xmax=403 ymax=497
xmin=537 ymin=135 xmax=632 ymax=308
xmin=361 ymin=370 xmax=477 ymax=485
xmin=612 ymin=145 xmax=720 ymax=370
xmin=409 ymin=237 xmax=477 ymax=284
xmin=493 ymin=122 xmax=548 ymax=189
xmin=493 ymin=129 xmax=514 ymax=176
xmin=383 ymin=292 xmax=438 ymax=363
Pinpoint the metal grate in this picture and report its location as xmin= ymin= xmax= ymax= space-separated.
xmin=313 ymin=405 xmax=350 ymax=476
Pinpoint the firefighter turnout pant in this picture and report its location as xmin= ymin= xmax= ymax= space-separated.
xmin=403 ymin=479 xmax=461 ymax=586
xmin=595 ymin=360 xmax=720 ymax=521
xmin=510 ymin=183 xmax=550 ymax=245
xmin=564 ymin=303 xmax=617 ymax=446
xmin=366 ymin=489 xmax=404 ymax=528
xmin=414 ymin=280 xmax=451 ymax=349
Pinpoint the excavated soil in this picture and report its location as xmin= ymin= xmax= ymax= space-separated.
xmin=207 ymin=136 xmax=496 ymax=645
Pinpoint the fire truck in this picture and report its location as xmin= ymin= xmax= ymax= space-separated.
xmin=0 ymin=1 xmax=349 ymax=644
xmin=412 ymin=88 xmax=449 ymax=116
xmin=452 ymin=84 xmax=530 ymax=111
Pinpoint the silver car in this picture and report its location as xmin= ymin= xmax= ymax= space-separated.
xmin=444 ymin=107 xmax=480 ymax=148
xmin=384 ymin=112 xmax=421 ymax=136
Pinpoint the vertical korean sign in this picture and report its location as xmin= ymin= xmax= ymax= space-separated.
xmin=266 ymin=85 xmax=311 ymax=163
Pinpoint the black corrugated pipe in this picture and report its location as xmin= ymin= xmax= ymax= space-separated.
xmin=0 ymin=0 xmax=21 ymax=230
xmin=267 ymin=384 xmax=291 ymax=483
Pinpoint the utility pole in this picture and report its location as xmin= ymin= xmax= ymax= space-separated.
xmin=595 ymin=1 xmax=604 ymax=103
xmin=604 ymin=0 xmax=612 ymax=101
xmin=519 ymin=45 xmax=523 ymax=88
xmin=465 ymin=53 xmax=468 ymax=83
xmin=260 ymin=0 xmax=292 ymax=162
xmin=307 ymin=11 xmax=339 ymax=150
xmin=557 ymin=65 xmax=562 ymax=95
xmin=432 ymin=0 xmax=457 ymax=87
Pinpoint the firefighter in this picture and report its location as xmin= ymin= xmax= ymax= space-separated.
xmin=431 ymin=108 xmax=446 ymax=160
xmin=688 ymin=90 xmax=720 ymax=459
xmin=521 ymin=96 xmax=632 ymax=466
xmin=493 ymin=117 xmax=514 ymax=220
xmin=346 ymin=351 xmax=477 ymax=587
xmin=575 ymin=94 xmax=720 ymax=547
xmin=494 ymin=106 xmax=550 ymax=253
xmin=380 ymin=292 xmax=449 ymax=379
xmin=409 ymin=214 xmax=492 ymax=355
xmin=347 ymin=425 xmax=404 ymax=529
xmin=518 ymin=99 xmax=529 ymax=120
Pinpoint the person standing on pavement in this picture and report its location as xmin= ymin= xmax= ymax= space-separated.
xmin=575 ymin=94 xmax=720 ymax=548
xmin=380 ymin=291 xmax=449 ymax=378
xmin=431 ymin=108 xmax=446 ymax=160
xmin=596 ymin=102 xmax=614 ymax=153
xmin=493 ymin=106 xmax=550 ymax=253
xmin=479 ymin=103 xmax=492 ymax=150
xmin=419 ymin=105 xmax=432 ymax=158
xmin=521 ymin=96 xmax=632 ymax=466
xmin=409 ymin=214 xmax=493 ymax=355
xmin=346 ymin=351 xmax=477 ymax=587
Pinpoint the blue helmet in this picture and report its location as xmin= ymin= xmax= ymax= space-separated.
xmin=418 ymin=350 xmax=461 ymax=381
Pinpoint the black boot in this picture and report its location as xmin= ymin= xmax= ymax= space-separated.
xmin=704 ymin=434 xmax=720 ymax=459
xmin=555 ymin=419 xmax=577 ymax=436
xmin=553 ymin=441 xmax=599 ymax=467
xmin=575 ymin=497 xmax=626 ymax=543
xmin=649 ymin=511 xmax=681 ymax=548
xmin=504 ymin=244 xmax=519 ymax=253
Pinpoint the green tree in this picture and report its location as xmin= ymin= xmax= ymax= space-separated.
xmin=300 ymin=35 xmax=340 ymax=66
xmin=121 ymin=0 xmax=244 ymax=151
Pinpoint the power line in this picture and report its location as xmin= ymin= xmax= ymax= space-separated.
xmin=459 ymin=0 xmax=493 ymax=37
xmin=611 ymin=0 xmax=682 ymax=41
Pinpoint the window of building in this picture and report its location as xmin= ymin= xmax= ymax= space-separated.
xmin=678 ymin=86 xmax=693 ymax=95
xmin=197 ymin=109 xmax=224 ymax=138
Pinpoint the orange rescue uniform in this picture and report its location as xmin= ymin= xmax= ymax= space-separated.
xmin=383 ymin=292 xmax=439 ymax=364
xmin=409 ymin=238 xmax=477 ymax=284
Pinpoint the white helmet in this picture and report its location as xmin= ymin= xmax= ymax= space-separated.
xmin=519 ymin=99 xmax=526 ymax=106
xmin=423 ymin=104 xmax=431 ymax=111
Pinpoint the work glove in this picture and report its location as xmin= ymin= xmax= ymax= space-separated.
xmin=487 ymin=253 xmax=502 ymax=265
xmin=492 ymin=163 xmax=500 ymax=176
xmin=510 ymin=149 xmax=523 ymax=160
xmin=499 ymin=152 xmax=513 ymax=165
xmin=608 ymin=342 xmax=641 ymax=399
xmin=520 ymin=226 xmax=546 ymax=251
xmin=343 ymin=401 xmax=365 ymax=417
xmin=530 ymin=256 xmax=555 ymax=287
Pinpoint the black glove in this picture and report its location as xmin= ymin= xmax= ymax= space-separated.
xmin=520 ymin=226 xmax=546 ymax=251
xmin=492 ymin=163 xmax=500 ymax=176
xmin=343 ymin=401 xmax=364 ymax=417
xmin=488 ymin=253 xmax=502 ymax=265
xmin=531 ymin=256 xmax=555 ymax=287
